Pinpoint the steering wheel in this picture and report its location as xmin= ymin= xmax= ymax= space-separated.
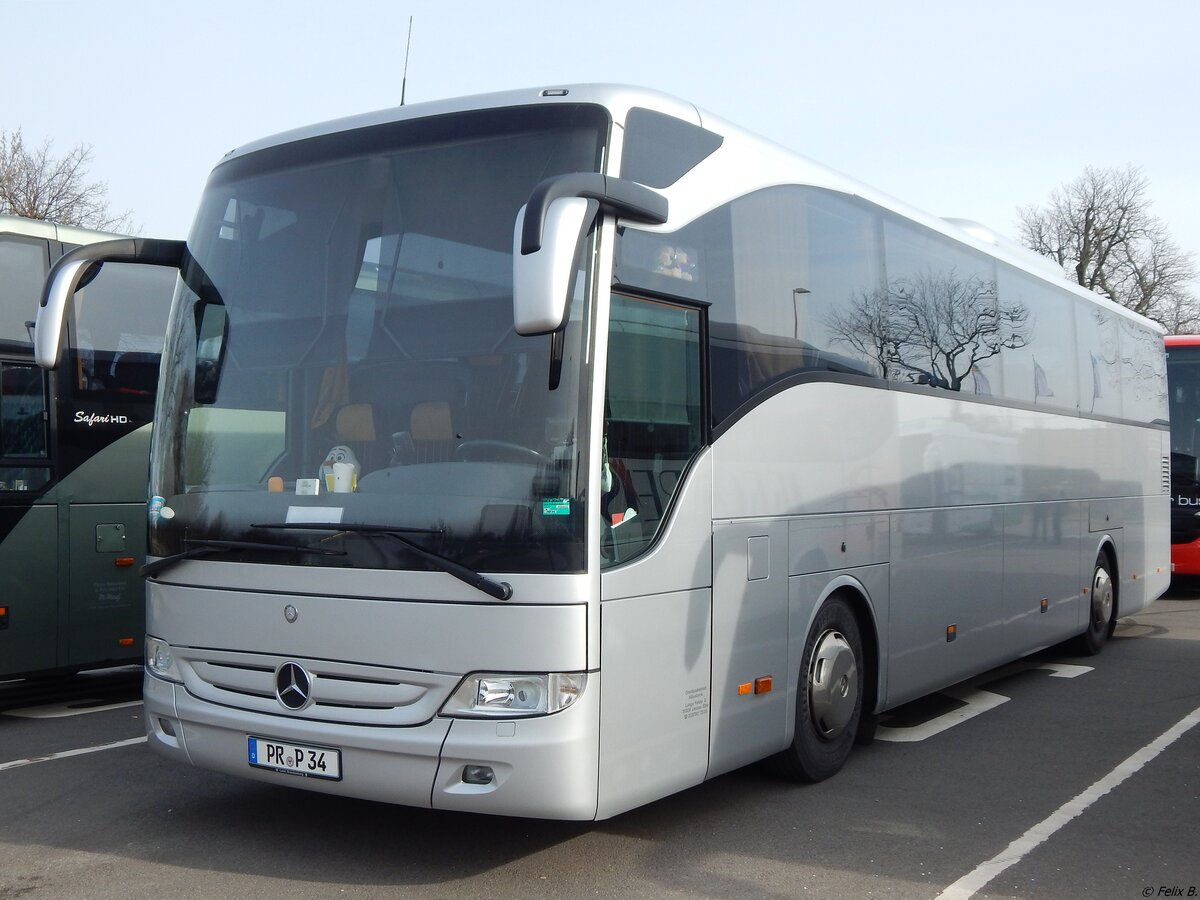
xmin=453 ymin=440 xmax=548 ymax=465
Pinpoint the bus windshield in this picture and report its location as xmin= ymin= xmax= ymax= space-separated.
xmin=149 ymin=105 xmax=609 ymax=575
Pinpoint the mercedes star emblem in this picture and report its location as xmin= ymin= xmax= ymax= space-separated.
xmin=275 ymin=662 xmax=313 ymax=711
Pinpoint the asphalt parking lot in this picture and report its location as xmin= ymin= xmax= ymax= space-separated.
xmin=2 ymin=586 xmax=1197 ymax=900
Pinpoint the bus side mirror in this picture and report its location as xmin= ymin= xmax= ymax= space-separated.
xmin=35 ymin=238 xmax=186 ymax=370
xmin=512 ymin=197 xmax=594 ymax=336
xmin=511 ymin=174 xmax=668 ymax=337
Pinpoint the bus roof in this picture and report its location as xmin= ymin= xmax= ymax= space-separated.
xmin=213 ymin=83 xmax=1163 ymax=336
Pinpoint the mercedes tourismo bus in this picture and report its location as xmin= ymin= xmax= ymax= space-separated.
xmin=1 ymin=214 xmax=173 ymax=679
xmin=1165 ymin=334 xmax=1200 ymax=574
xmin=35 ymin=86 xmax=1169 ymax=818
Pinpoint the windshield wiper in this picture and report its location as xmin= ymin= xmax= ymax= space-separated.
xmin=254 ymin=522 xmax=513 ymax=601
xmin=141 ymin=539 xmax=346 ymax=578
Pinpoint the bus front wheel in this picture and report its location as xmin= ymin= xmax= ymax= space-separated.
xmin=774 ymin=595 xmax=864 ymax=782
xmin=1074 ymin=553 xmax=1117 ymax=656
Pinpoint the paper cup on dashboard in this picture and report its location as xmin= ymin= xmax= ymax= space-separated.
xmin=332 ymin=462 xmax=355 ymax=493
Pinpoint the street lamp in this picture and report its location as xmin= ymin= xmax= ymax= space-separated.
xmin=792 ymin=287 xmax=811 ymax=338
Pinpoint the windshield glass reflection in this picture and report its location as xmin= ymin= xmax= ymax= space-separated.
xmin=150 ymin=105 xmax=609 ymax=575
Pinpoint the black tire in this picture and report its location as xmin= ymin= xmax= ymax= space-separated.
xmin=772 ymin=594 xmax=864 ymax=782
xmin=1073 ymin=552 xmax=1117 ymax=656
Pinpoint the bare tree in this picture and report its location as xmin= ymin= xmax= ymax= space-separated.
xmin=824 ymin=285 xmax=902 ymax=381
xmin=0 ymin=128 xmax=132 ymax=232
xmin=828 ymin=270 xmax=1030 ymax=391
xmin=1018 ymin=165 xmax=1197 ymax=331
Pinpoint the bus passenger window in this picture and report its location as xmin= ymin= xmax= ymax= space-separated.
xmin=0 ymin=363 xmax=48 ymax=459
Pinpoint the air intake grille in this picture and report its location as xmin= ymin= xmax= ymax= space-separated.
xmin=1163 ymin=456 xmax=1172 ymax=494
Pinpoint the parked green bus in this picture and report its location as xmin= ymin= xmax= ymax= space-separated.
xmin=1 ymin=213 xmax=174 ymax=678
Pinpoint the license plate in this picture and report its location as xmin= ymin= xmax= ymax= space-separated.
xmin=247 ymin=736 xmax=342 ymax=781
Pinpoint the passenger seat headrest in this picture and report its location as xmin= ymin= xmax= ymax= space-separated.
xmin=335 ymin=403 xmax=376 ymax=442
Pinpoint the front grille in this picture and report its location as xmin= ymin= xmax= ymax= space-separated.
xmin=177 ymin=647 xmax=460 ymax=726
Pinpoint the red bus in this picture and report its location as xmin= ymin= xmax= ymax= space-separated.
xmin=1166 ymin=335 xmax=1200 ymax=574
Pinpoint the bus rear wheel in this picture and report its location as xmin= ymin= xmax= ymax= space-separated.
xmin=1073 ymin=553 xmax=1117 ymax=656
xmin=774 ymin=595 xmax=864 ymax=782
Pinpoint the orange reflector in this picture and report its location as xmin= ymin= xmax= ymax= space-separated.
xmin=1040 ymin=598 xmax=1049 ymax=613
xmin=737 ymin=682 xmax=753 ymax=696
xmin=268 ymin=476 xmax=284 ymax=493
xmin=946 ymin=624 xmax=957 ymax=642
xmin=0 ymin=606 xmax=7 ymax=615
xmin=118 ymin=637 xmax=135 ymax=647
xmin=1082 ymin=587 xmax=1089 ymax=595
xmin=754 ymin=676 xmax=773 ymax=695
xmin=115 ymin=557 xmax=136 ymax=568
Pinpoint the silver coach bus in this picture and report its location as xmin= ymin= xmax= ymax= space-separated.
xmin=35 ymin=85 xmax=1168 ymax=818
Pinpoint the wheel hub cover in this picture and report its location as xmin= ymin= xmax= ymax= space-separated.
xmin=808 ymin=630 xmax=858 ymax=738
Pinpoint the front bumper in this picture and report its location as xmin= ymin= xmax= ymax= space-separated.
xmin=144 ymin=669 xmax=601 ymax=819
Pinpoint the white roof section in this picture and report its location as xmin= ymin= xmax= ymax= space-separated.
xmin=0 ymin=212 xmax=127 ymax=246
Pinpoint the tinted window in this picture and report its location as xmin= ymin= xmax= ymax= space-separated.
xmin=1168 ymin=344 xmax=1200 ymax=495
xmin=0 ymin=361 xmax=50 ymax=493
xmin=0 ymin=236 xmax=49 ymax=345
xmin=617 ymin=185 xmax=1162 ymax=428
xmin=151 ymin=106 xmax=609 ymax=575
xmin=1120 ymin=316 xmax=1167 ymax=424
xmin=71 ymin=263 xmax=174 ymax=396
xmin=620 ymin=108 xmax=723 ymax=189
xmin=617 ymin=186 xmax=881 ymax=425
xmin=0 ymin=363 xmax=47 ymax=457
xmin=999 ymin=267 xmax=1078 ymax=411
xmin=602 ymin=294 xmax=702 ymax=566
xmin=881 ymin=217 xmax=1007 ymax=394
xmin=1075 ymin=303 xmax=1123 ymax=419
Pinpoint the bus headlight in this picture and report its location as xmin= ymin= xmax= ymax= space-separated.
xmin=145 ymin=635 xmax=183 ymax=683
xmin=441 ymin=672 xmax=586 ymax=718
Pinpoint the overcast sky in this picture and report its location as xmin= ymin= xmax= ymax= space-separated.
xmin=7 ymin=0 xmax=1199 ymax=265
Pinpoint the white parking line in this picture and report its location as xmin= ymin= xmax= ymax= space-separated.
xmin=936 ymin=702 xmax=1200 ymax=900
xmin=0 ymin=736 xmax=147 ymax=772
xmin=878 ymin=660 xmax=1095 ymax=743
xmin=877 ymin=686 xmax=1010 ymax=742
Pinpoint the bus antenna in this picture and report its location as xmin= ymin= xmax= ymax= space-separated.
xmin=400 ymin=16 xmax=413 ymax=106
